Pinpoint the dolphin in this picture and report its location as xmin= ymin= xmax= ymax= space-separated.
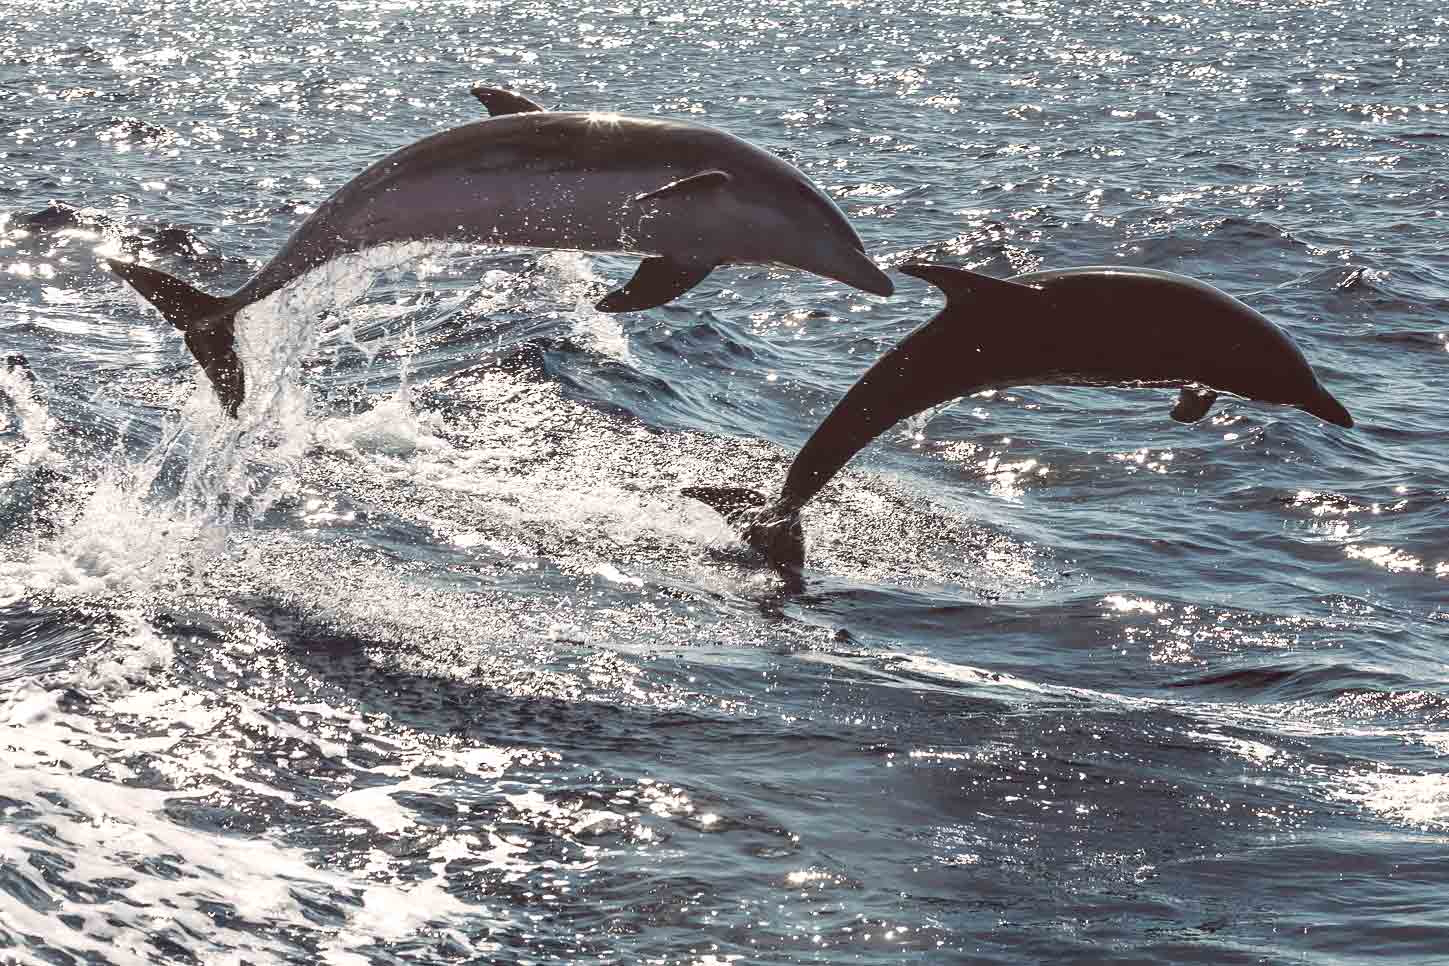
xmin=685 ymin=261 xmax=1353 ymax=571
xmin=106 ymin=109 xmax=892 ymax=415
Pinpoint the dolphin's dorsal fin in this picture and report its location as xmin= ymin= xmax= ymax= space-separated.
xmin=595 ymin=256 xmax=715 ymax=312
xmin=899 ymin=262 xmax=1043 ymax=307
xmin=470 ymin=85 xmax=547 ymax=116
xmin=1170 ymin=386 xmax=1218 ymax=423
xmin=634 ymin=170 xmax=731 ymax=204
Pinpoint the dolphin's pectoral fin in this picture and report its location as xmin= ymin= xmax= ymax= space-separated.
xmin=595 ymin=257 xmax=715 ymax=312
xmin=1170 ymin=386 xmax=1218 ymax=423
xmin=633 ymin=170 xmax=731 ymax=204
xmin=470 ymin=85 xmax=547 ymax=115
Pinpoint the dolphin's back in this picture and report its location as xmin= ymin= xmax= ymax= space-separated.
xmin=372 ymin=114 xmax=752 ymax=178
xmin=1012 ymin=267 xmax=1321 ymax=399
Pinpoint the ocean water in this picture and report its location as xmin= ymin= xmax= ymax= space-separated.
xmin=2 ymin=0 xmax=1447 ymax=962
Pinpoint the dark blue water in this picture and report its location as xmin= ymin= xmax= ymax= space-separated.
xmin=3 ymin=1 xmax=1448 ymax=962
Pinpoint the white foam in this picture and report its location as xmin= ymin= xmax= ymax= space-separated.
xmin=1336 ymin=770 xmax=1449 ymax=830
xmin=311 ymin=387 xmax=451 ymax=458
xmin=536 ymin=251 xmax=635 ymax=363
xmin=66 ymin=616 xmax=175 ymax=692
xmin=387 ymin=441 xmax=738 ymax=550
xmin=880 ymin=653 xmax=1159 ymax=711
xmin=1 ymin=689 xmax=332 ymax=962
xmin=593 ymin=562 xmax=646 ymax=587
xmin=1 ymin=246 xmax=456 ymax=604
xmin=3 ymin=244 xmax=655 ymax=610
xmin=332 ymin=775 xmax=444 ymax=834
xmin=0 ymin=463 xmax=221 ymax=601
xmin=0 ymin=670 xmax=532 ymax=965
xmin=14 ymin=242 xmax=704 ymax=610
xmin=0 ymin=359 xmax=57 ymax=475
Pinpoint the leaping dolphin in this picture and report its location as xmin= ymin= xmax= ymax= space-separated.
xmin=685 ymin=262 xmax=1353 ymax=571
xmin=107 ymin=106 xmax=892 ymax=415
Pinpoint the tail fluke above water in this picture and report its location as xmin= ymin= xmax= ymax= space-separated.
xmin=106 ymin=259 xmax=245 ymax=416
xmin=682 ymin=485 xmax=806 ymax=571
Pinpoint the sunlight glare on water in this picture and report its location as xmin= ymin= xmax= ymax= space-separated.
xmin=2 ymin=0 xmax=1449 ymax=962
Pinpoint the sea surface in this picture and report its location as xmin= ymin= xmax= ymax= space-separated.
xmin=2 ymin=0 xmax=1447 ymax=962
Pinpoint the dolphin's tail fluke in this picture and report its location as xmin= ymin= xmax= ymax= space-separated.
xmin=684 ymin=486 xmax=769 ymax=518
xmin=106 ymin=259 xmax=244 ymax=416
xmin=682 ymin=486 xmax=806 ymax=571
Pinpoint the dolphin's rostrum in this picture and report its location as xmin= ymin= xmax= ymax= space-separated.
xmin=108 ymin=109 xmax=892 ymax=415
xmin=686 ymin=262 xmax=1353 ymax=571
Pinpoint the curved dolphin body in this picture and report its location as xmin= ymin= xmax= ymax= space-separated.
xmin=685 ymin=262 xmax=1353 ymax=571
xmin=107 ymin=109 xmax=891 ymax=415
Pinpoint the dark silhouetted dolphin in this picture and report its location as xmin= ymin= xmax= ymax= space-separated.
xmin=107 ymin=108 xmax=891 ymax=415
xmin=686 ymin=262 xmax=1353 ymax=571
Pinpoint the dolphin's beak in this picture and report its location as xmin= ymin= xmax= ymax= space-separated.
xmin=1299 ymin=385 xmax=1354 ymax=428
xmin=820 ymin=249 xmax=894 ymax=297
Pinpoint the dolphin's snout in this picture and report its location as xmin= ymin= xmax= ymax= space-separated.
xmin=1300 ymin=385 xmax=1354 ymax=428
xmin=827 ymin=250 xmax=893 ymax=297
xmin=860 ymin=265 xmax=895 ymax=296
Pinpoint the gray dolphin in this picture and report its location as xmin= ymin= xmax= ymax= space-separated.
xmin=106 ymin=109 xmax=892 ymax=415
xmin=685 ymin=262 xmax=1353 ymax=571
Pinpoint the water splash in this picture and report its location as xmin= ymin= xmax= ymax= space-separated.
xmin=0 ymin=676 xmax=497 ymax=966
xmin=1 ymin=244 xmax=655 ymax=606
xmin=0 ymin=356 xmax=56 ymax=479
xmin=0 ymin=249 xmax=415 ymax=602
xmin=540 ymin=251 xmax=634 ymax=363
